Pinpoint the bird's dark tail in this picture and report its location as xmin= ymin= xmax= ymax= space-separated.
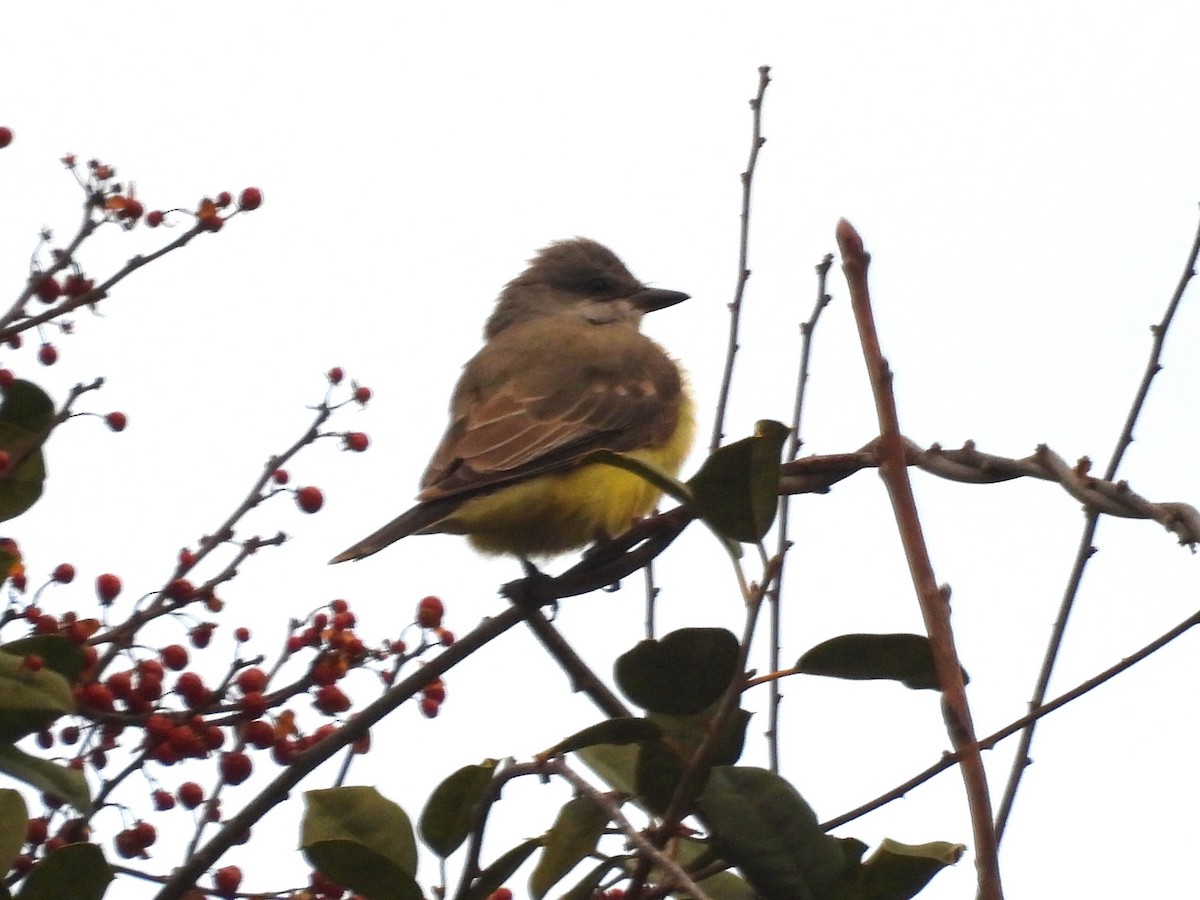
xmin=329 ymin=497 xmax=464 ymax=563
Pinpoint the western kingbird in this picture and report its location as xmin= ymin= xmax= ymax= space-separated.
xmin=331 ymin=238 xmax=695 ymax=562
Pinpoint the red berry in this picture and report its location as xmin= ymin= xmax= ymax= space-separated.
xmin=220 ymin=751 xmax=252 ymax=785
xmin=26 ymin=816 xmax=49 ymax=845
xmin=106 ymin=669 xmax=133 ymax=699
xmin=295 ymin=486 xmax=324 ymax=514
xmin=419 ymin=696 xmax=440 ymax=718
xmin=160 ymin=644 xmax=189 ymax=671
xmin=214 ymin=865 xmax=242 ymax=897
xmin=271 ymin=467 xmax=289 ymax=484
xmin=238 ymin=187 xmax=263 ymax=211
xmin=51 ymin=563 xmax=75 ymax=584
xmin=178 ymin=547 xmax=196 ymax=568
xmin=423 ymin=680 xmax=446 ymax=704
xmin=120 ymin=199 xmax=144 ymax=221
xmin=244 ymin=718 xmax=274 ymax=749
xmin=416 ymin=596 xmax=444 ymax=628
xmin=175 ymin=671 xmax=210 ymax=707
xmin=438 ymin=628 xmax=456 ymax=647
xmin=0 ymin=127 xmax=12 ymax=148
xmin=167 ymin=578 xmax=195 ymax=602
xmin=7 ymin=334 xmax=21 ymax=349
xmin=34 ymin=612 xmax=59 ymax=634
xmin=178 ymin=781 xmax=204 ymax=809
xmin=34 ymin=276 xmax=61 ymax=303
xmin=314 ymin=684 xmax=351 ymax=715
xmin=236 ymin=667 xmax=268 ymax=694
xmin=353 ymin=385 xmax=372 ymax=403
xmin=114 ymin=829 xmax=141 ymax=859
xmin=189 ymin=623 xmax=214 ymax=648
xmin=233 ymin=626 xmax=250 ymax=642
xmin=138 ymin=658 xmax=165 ymax=680
xmin=37 ymin=343 xmax=58 ymax=366
xmin=239 ymin=690 xmax=268 ymax=719
xmin=133 ymin=820 xmax=156 ymax=848
xmin=35 ymin=729 xmax=52 ymax=748
xmin=0 ymin=370 xmax=12 ymax=388
xmin=487 ymin=889 xmax=514 ymax=900
xmin=95 ymin=573 xmax=122 ymax=604
xmin=105 ymin=411 xmax=127 ymax=432
xmin=343 ymin=431 xmax=369 ymax=452
xmin=215 ymin=191 xmax=232 ymax=208
xmin=326 ymin=366 xmax=344 ymax=384
xmin=152 ymin=789 xmax=175 ymax=811
xmin=146 ymin=210 xmax=164 ymax=228
xmin=79 ymin=682 xmax=115 ymax=711
xmin=200 ymin=214 xmax=224 ymax=232
xmin=60 ymin=724 xmax=80 ymax=745
xmin=61 ymin=274 xmax=93 ymax=298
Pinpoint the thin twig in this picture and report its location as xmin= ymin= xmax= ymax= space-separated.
xmin=993 ymin=206 xmax=1200 ymax=840
xmin=837 ymin=219 xmax=1002 ymax=900
xmin=709 ymin=65 xmax=771 ymax=452
xmin=822 ymin=604 xmax=1200 ymax=831
xmin=546 ymin=757 xmax=712 ymax=900
xmin=767 ymin=253 xmax=833 ymax=772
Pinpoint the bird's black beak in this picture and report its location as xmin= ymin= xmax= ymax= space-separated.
xmin=630 ymin=287 xmax=690 ymax=313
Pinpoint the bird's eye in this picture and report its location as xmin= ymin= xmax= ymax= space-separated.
xmin=582 ymin=275 xmax=611 ymax=295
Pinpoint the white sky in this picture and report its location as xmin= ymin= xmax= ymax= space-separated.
xmin=3 ymin=3 xmax=1200 ymax=898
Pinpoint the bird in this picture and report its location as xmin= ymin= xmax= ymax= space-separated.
xmin=330 ymin=238 xmax=695 ymax=563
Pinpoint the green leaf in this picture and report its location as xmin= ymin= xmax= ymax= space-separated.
xmin=837 ymin=838 xmax=964 ymax=899
xmin=672 ymin=837 xmax=758 ymax=900
xmin=636 ymin=709 xmax=751 ymax=815
xmin=615 ymin=628 xmax=740 ymax=715
xmin=796 ymin=633 xmax=969 ymax=692
xmin=0 ymin=745 xmax=91 ymax=814
xmin=15 ymin=842 xmax=112 ymax=900
xmin=0 ymin=380 xmax=54 ymax=524
xmin=0 ymin=650 xmax=75 ymax=742
xmin=687 ymin=420 xmax=789 ymax=543
xmin=419 ymin=761 xmax=497 ymax=858
xmin=464 ymin=837 xmax=542 ymax=900
xmin=0 ymin=789 xmax=29 ymax=877
xmin=302 ymin=786 xmax=421 ymax=900
xmin=543 ymin=718 xmax=661 ymax=758
xmin=529 ymin=795 xmax=612 ymax=900
xmin=1 ymin=636 xmax=87 ymax=686
xmin=0 ymin=381 xmax=54 ymax=433
xmin=699 ymin=766 xmax=863 ymax=900
xmin=576 ymin=743 xmax=639 ymax=799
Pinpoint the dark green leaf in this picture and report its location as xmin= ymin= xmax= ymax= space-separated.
xmin=464 ymin=838 xmax=542 ymax=900
xmin=529 ymin=795 xmax=611 ymax=900
xmin=302 ymin=786 xmax=420 ymax=900
xmin=543 ymin=718 xmax=661 ymax=758
xmin=796 ymin=633 xmax=969 ymax=692
xmin=673 ymin=837 xmax=758 ymax=900
xmin=0 ymin=745 xmax=91 ymax=814
xmin=419 ymin=761 xmax=497 ymax=858
xmin=1 ymin=636 xmax=86 ymax=686
xmin=0 ymin=381 xmax=54 ymax=433
xmin=687 ymin=420 xmax=789 ymax=543
xmin=0 ymin=380 xmax=54 ymax=524
xmin=636 ymin=709 xmax=751 ymax=815
xmin=15 ymin=842 xmax=112 ymax=900
xmin=615 ymin=628 xmax=740 ymax=715
xmin=0 ymin=789 xmax=28 ymax=877
xmin=0 ymin=651 xmax=74 ymax=741
xmin=836 ymin=838 xmax=964 ymax=899
xmin=699 ymin=766 xmax=862 ymax=900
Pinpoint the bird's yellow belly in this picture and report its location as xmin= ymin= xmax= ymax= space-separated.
xmin=445 ymin=396 xmax=696 ymax=557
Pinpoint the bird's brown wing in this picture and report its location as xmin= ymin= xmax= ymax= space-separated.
xmin=417 ymin=318 xmax=682 ymax=501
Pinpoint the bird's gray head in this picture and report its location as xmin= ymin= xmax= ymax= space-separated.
xmin=484 ymin=238 xmax=687 ymax=338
